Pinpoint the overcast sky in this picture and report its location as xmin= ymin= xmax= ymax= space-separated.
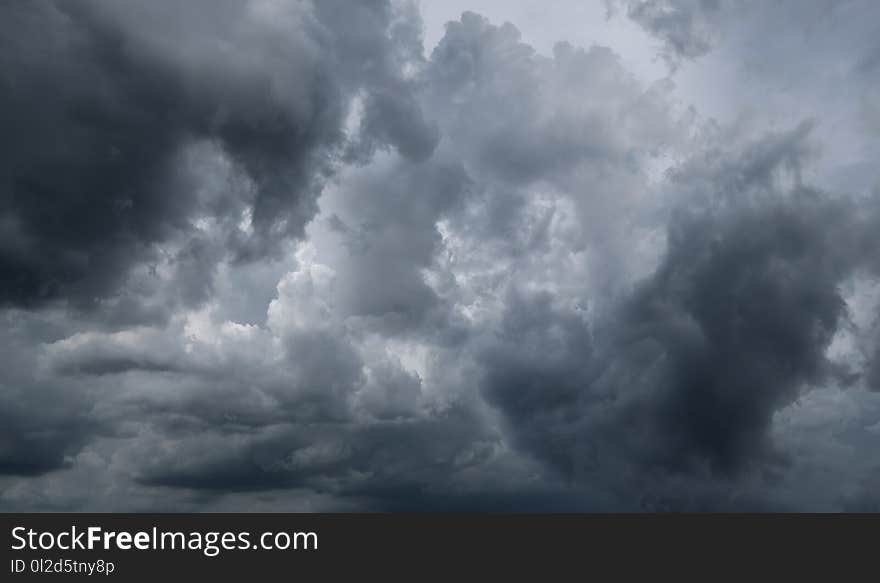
xmin=2 ymin=0 xmax=880 ymax=511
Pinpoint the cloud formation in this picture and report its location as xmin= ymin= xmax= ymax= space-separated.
xmin=2 ymin=1 xmax=880 ymax=511
xmin=609 ymin=0 xmax=723 ymax=66
xmin=0 ymin=0 xmax=431 ymax=311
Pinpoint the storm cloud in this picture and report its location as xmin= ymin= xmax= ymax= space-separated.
xmin=2 ymin=1 xmax=880 ymax=511
xmin=0 ymin=0 xmax=431 ymax=310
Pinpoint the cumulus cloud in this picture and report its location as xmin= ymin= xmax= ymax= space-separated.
xmin=2 ymin=1 xmax=880 ymax=511
xmin=478 ymin=126 xmax=880 ymax=505
xmin=0 ymin=0 xmax=433 ymax=312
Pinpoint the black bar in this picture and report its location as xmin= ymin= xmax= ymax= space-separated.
xmin=0 ymin=514 xmax=873 ymax=580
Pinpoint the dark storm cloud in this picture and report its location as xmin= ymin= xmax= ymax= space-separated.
xmin=0 ymin=315 xmax=104 ymax=476
xmin=22 ymin=11 xmax=845 ymax=509
xmin=480 ymin=290 xmax=597 ymax=479
xmin=0 ymin=0 xmax=433 ymax=310
xmin=0 ymin=0 xmax=441 ymax=478
xmin=4 ymin=2 xmax=880 ymax=512
xmin=0 ymin=396 xmax=111 ymax=480
xmin=0 ymin=388 xmax=96 ymax=476
xmin=481 ymin=126 xmax=880 ymax=507
xmin=135 ymin=406 xmax=493 ymax=498
xmin=617 ymin=192 xmax=850 ymax=473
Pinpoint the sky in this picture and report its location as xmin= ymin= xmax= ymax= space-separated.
xmin=2 ymin=0 xmax=880 ymax=511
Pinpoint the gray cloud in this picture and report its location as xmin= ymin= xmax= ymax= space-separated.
xmin=3 ymin=2 xmax=880 ymax=511
xmin=481 ymin=126 xmax=880 ymax=508
xmin=0 ymin=313 xmax=105 ymax=476
xmin=0 ymin=0 xmax=432 ymax=312
xmin=610 ymin=0 xmax=724 ymax=66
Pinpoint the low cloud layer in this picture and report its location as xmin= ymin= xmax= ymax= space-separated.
xmin=2 ymin=1 xmax=880 ymax=511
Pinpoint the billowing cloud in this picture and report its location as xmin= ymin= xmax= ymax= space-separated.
xmin=2 ymin=1 xmax=880 ymax=511
xmin=0 ymin=0 xmax=432 ymax=311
